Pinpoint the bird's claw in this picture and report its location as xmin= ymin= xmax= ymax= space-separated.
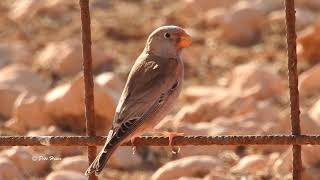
xmin=162 ymin=131 xmax=184 ymax=154
xmin=130 ymin=136 xmax=137 ymax=155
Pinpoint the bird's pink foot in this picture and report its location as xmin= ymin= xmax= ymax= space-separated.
xmin=130 ymin=136 xmax=138 ymax=155
xmin=161 ymin=131 xmax=184 ymax=154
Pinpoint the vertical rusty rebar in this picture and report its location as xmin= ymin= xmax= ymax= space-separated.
xmin=284 ymin=0 xmax=302 ymax=179
xmin=79 ymin=0 xmax=98 ymax=180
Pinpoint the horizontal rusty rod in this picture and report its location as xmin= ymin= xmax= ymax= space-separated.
xmin=1 ymin=135 xmax=320 ymax=146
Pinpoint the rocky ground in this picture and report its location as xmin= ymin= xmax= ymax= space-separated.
xmin=0 ymin=0 xmax=320 ymax=180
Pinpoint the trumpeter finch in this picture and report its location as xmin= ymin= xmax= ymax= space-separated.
xmin=85 ymin=25 xmax=192 ymax=176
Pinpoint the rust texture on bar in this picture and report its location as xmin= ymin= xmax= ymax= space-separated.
xmin=79 ymin=0 xmax=97 ymax=180
xmin=285 ymin=0 xmax=302 ymax=180
xmin=1 ymin=135 xmax=320 ymax=146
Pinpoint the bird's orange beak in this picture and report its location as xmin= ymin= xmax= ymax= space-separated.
xmin=177 ymin=32 xmax=192 ymax=48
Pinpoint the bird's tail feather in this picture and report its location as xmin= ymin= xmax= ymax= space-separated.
xmin=85 ymin=130 xmax=116 ymax=176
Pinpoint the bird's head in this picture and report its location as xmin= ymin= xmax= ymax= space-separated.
xmin=145 ymin=25 xmax=192 ymax=58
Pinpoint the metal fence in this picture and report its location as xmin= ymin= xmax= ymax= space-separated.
xmin=0 ymin=0 xmax=310 ymax=180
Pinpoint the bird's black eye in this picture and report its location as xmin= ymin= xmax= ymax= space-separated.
xmin=164 ymin=33 xmax=171 ymax=39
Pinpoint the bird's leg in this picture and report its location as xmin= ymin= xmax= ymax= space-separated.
xmin=130 ymin=135 xmax=138 ymax=155
xmin=160 ymin=131 xmax=184 ymax=154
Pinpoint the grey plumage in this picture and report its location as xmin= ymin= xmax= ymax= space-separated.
xmin=85 ymin=25 xmax=191 ymax=176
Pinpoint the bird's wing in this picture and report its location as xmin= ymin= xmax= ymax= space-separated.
xmin=110 ymin=53 xmax=180 ymax=140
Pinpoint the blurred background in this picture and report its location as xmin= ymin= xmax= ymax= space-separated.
xmin=0 ymin=0 xmax=320 ymax=179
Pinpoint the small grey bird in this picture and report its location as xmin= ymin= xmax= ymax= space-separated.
xmin=85 ymin=25 xmax=192 ymax=176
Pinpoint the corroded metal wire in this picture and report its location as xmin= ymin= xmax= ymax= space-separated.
xmin=79 ymin=0 xmax=97 ymax=179
xmin=1 ymin=135 xmax=320 ymax=146
xmin=284 ymin=0 xmax=302 ymax=180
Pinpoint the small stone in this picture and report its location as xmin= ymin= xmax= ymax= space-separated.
xmin=27 ymin=126 xmax=85 ymax=157
xmin=302 ymin=145 xmax=320 ymax=167
xmin=299 ymin=64 xmax=320 ymax=96
xmin=268 ymin=8 xmax=315 ymax=31
xmin=181 ymin=86 xmax=228 ymax=103
xmin=35 ymin=39 xmax=110 ymax=77
xmin=296 ymin=0 xmax=320 ymax=10
xmin=53 ymin=155 xmax=88 ymax=173
xmin=0 ymin=156 xmax=26 ymax=180
xmin=151 ymin=156 xmax=221 ymax=180
xmin=229 ymin=62 xmax=286 ymax=99
xmin=182 ymin=0 xmax=237 ymax=14
xmin=5 ymin=94 xmax=52 ymax=133
xmin=309 ymin=99 xmax=320 ymax=125
xmin=231 ymin=154 xmax=268 ymax=174
xmin=44 ymin=75 xmax=115 ymax=135
xmin=8 ymin=0 xmax=43 ymax=21
xmin=173 ymin=92 xmax=256 ymax=125
xmin=221 ymin=2 xmax=266 ymax=46
xmin=0 ymin=64 xmax=49 ymax=118
xmin=0 ymin=147 xmax=49 ymax=176
xmin=95 ymin=72 xmax=124 ymax=101
xmin=298 ymin=21 xmax=320 ymax=63
xmin=204 ymin=8 xmax=225 ymax=27
xmin=108 ymin=146 xmax=143 ymax=169
xmin=46 ymin=170 xmax=87 ymax=180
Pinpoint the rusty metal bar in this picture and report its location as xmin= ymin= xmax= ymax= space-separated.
xmin=79 ymin=0 xmax=97 ymax=180
xmin=284 ymin=0 xmax=302 ymax=180
xmin=1 ymin=135 xmax=320 ymax=146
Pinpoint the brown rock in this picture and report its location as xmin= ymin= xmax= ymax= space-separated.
xmin=298 ymin=21 xmax=320 ymax=63
xmin=309 ymin=99 xmax=320 ymax=125
xmin=296 ymin=0 xmax=320 ymax=10
xmin=35 ymin=39 xmax=110 ymax=77
xmin=0 ymin=157 xmax=26 ymax=180
xmin=277 ymin=112 xmax=320 ymax=135
xmin=204 ymin=171 xmax=234 ymax=180
xmin=8 ymin=0 xmax=43 ymax=21
xmin=268 ymin=8 xmax=316 ymax=31
xmin=221 ymin=2 xmax=266 ymax=46
xmin=301 ymin=113 xmax=320 ymax=135
xmin=272 ymin=146 xmax=320 ymax=180
xmin=9 ymin=0 xmax=74 ymax=22
xmin=299 ymin=64 xmax=320 ymax=96
xmin=0 ymin=64 xmax=48 ymax=94
xmin=0 ymin=64 xmax=49 ymax=118
xmin=53 ymin=155 xmax=88 ymax=173
xmin=253 ymin=0 xmax=283 ymax=13
xmin=229 ymin=62 xmax=286 ymax=99
xmin=173 ymin=91 xmax=256 ymax=125
xmin=95 ymin=72 xmax=124 ymax=101
xmin=44 ymin=75 xmax=115 ymax=135
xmin=272 ymin=148 xmax=318 ymax=179
xmin=177 ymin=177 xmax=202 ymax=180
xmin=151 ymin=156 xmax=221 ymax=180
xmin=176 ymin=102 xmax=282 ymax=157
xmin=5 ymin=94 xmax=52 ymax=133
xmin=0 ymin=45 xmax=11 ymax=68
xmin=303 ymin=167 xmax=320 ymax=180
xmin=0 ymin=88 xmax=20 ymax=119
xmin=231 ymin=154 xmax=269 ymax=174
xmin=0 ymin=43 xmax=33 ymax=67
xmin=181 ymin=86 xmax=228 ymax=103
xmin=272 ymin=149 xmax=292 ymax=177
xmin=204 ymin=8 xmax=225 ymax=27
xmin=302 ymin=145 xmax=320 ymax=167
xmin=182 ymin=0 xmax=237 ymax=12
xmin=108 ymin=146 xmax=143 ymax=169
xmin=27 ymin=126 xmax=84 ymax=157
xmin=46 ymin=170 xmax=87 ymax=180
xmin=0 ymin=147 xmax=49 ymax=176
